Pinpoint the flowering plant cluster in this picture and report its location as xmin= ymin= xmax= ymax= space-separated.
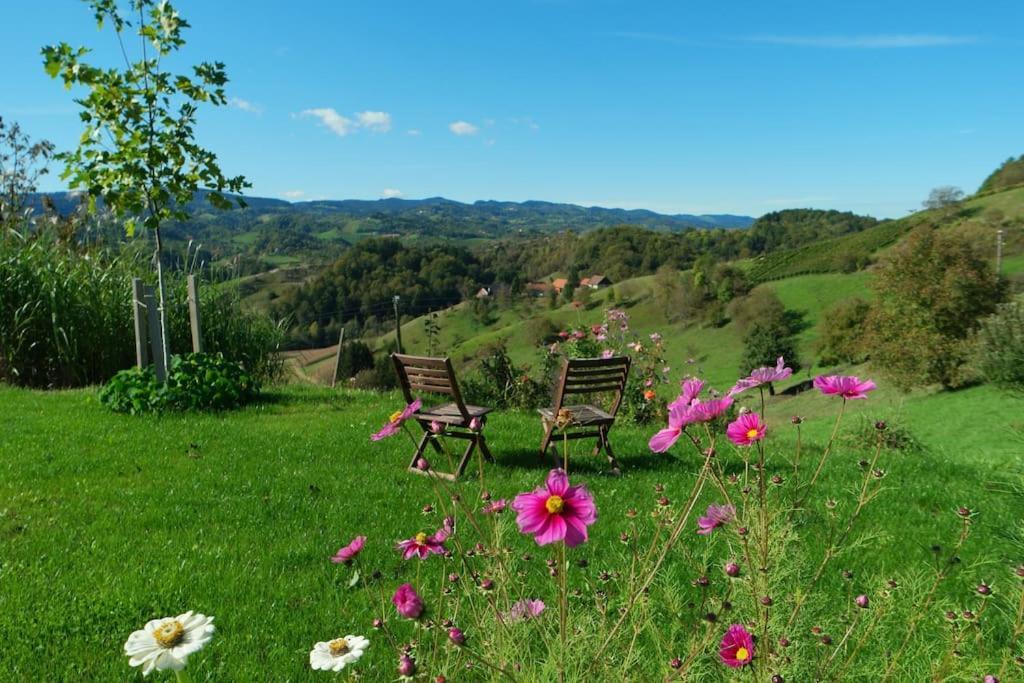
xmin=545 ymin=308 xmax=671 ymax=424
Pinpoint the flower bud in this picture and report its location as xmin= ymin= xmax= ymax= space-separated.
xmin=820 ymin=635 xmax=832 ymax=645
xmin=874 ymin=420 xmax=887 ymax=431
xmin=422 ymin=504 xmax=434 ymax=514
xmin=398 ymin=655 xmax=416 ymax=677
xmin=957 ymin=506 xmax=972 ymax=518
xmin=670 ymin=657 xmax=682 ymax=670
xmin=760 ymin=596 xmax=773 ymax=606
xmin=855 ymin=594 xmax=869 ymax=609
xmin=658 ymin=496 xmax=670 ymax=507
xmin=625 ymin=508 xmax=638 ymax=518
xmin=791 ymin=415 xmax=803 ymax=425
xmin=772 ymin=675 xmax=785 ymax=683
xmin=841 ymin=569 xmax=853 ymax=580
xmin=695 ymin=575 xmax=710 ymax=588
xmin=725 ymin=562 xmax=741 ymax=577
xmin=480 ymin=579 xmax=494 ymax=591
xmin=984 ymin=676 xmax=999 ymax=683
xmin=737 ymin=526 xmax=749 ymax=536
xmin=448 ymin=628 xmax=466 ymax=646
xmin=654 ymin=483 xmax=665 ymax=493
xmin=962 ymin=610 xmax=975 ymax=620
xmin=778 ymin=637 xmax=791 ymax=648
xmin=977 ymin=582 xmax=992 ymax=596
xmin=416 ymin=457 xmax=430 ymax=471
xmin=771 ymin=474 xmax=783 ymax=485
xmin=1016 ymin=564 xmax=1024 ymax=578
xmin=373 ymin=618 xmax=384 ymax=629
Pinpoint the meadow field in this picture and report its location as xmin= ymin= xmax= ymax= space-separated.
xmin=2 ymin=379 xmax=1021 ymax=680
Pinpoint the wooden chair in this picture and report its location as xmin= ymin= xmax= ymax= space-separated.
xmin=538 ymin=356 xmax=631 ymax=474
xmin=391 ymin=353 xmax=494 ymax=480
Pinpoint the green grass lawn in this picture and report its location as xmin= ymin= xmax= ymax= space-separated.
xmin=1 ymin=382 xmax=1021 ymax=680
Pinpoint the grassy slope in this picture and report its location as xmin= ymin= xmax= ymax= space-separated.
xmin=0 ymin=383 xmax=1020 ymax=680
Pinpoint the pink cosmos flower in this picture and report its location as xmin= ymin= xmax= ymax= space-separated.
xmin=648 ymin=400 xmax=694 ymax=453
xmin=330 ymin=535 xmax=366 ymax=565
xmin=503 ymin=598 xmax=546 ymax=623
xmin=392 ymin=583 xmax=424 ymax=619
xmin=727 ymin=357 xmax=793 ymax=397
xmin=572 ymin=330 xmax=586 ymax=340
xmin=650 ymin=332 xmax=662 ymax=343
xmin=676 ymin=378 xmax=705 ymax=408
xmin=719 ymin=623 xmax=754 ymax=668
xmin=628 ymin=342 xmax=642 ymax=352
xmin=697 ymin=504 xmax=735 ymax=535
xmin=687 ymin=397 xmax=734 ymax=423
xmin=396 ymin=527 xmax=449 ymax=560
xmin=469 ymin=416 xmax=482 ymax=431
xmin=726 ymin=412 xmax=767 ymax=447
xmin=558 ymin=331 xmax=570 ymax=339
xmin=481 ymin=499 xmax=507 ymax=515
xmin=371 ymin=399 xmax=422 ymax=441
xmin=601 ymin=349 xmax=614 ymax=359
xmin=512 ymin=469 xmax=597 ymax=547
xmin=813 ymin=375 xmax=877 ymax=400
xmin=429 ymin=420 xmax=443 ymax=434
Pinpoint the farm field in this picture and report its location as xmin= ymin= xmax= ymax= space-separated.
xmin=1 ymin=381 xmax=1021 ymax=680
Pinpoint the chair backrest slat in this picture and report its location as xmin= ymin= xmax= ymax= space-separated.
xmin=392 ymin=353 xmax=470 ymax=420
xmin=552 ymin=356 xmax=631 ymax=416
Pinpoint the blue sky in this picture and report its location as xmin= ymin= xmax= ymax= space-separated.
xmin=3 ymin=0 xmax=1022 ymax=218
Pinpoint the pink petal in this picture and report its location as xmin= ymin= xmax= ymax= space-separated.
xmin=545 ymin=469 xmax=569 ymax=496
xmin=649 ymin=427 xmax=681 ymax=453
xmin=533 ymin=514 xmax=567 ymax=545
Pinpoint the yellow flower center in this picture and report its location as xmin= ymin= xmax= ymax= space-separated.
xmin=415 ymin=532 xmax=429 ymax=545
xmin=153 ymin=620 xmax=185 ymax=649
xmin=545 ymin=495 xmax=565 ymax=514
xmin=746 ymin=428 xmax=759 ymax=440
xmin=390 ymin=411 xmax=403 ymax=423
xmin=735 ymin=646 xmax=750 ymax=662
xmin=328 ymin=638 xmax=350 ymax=656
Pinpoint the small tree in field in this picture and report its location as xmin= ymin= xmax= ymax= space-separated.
xmin=0 ymin=118 xmax=55 ymax=234
xmin=867 ymin=226 xmax=1006 ymax=389
xmin=42 ymin=0 xmax=248 ymax=373
xmin=922 ymin=185 xmax=964 ymax=210
xmin=739 ymin=320 xmax=801 ymax=394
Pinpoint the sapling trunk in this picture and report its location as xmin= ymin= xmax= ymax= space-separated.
xmin=153 ymin=224 xmax=171 ymax=376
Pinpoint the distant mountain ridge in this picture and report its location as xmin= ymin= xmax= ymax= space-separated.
xmin=28 ymin=191 xmax=755 ymax=232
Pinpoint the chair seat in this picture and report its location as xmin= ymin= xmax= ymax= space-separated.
xmin=418 ymin=403 xmax=493 ymax=426
xmin=538 ymin=404 xmax=613 ymax=426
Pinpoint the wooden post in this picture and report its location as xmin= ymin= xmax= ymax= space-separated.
xmin=331 ymin=327 xmax=346 ymax=388
xmin=131 ymin=278 xmax=149 ymax=369
xmin=393 ymin=295 xmax=403 ymax=354
xmin=145 ymin=286 xmax=166 ymax=382
xmin=187 ymin=274 xmax=203 ymax=353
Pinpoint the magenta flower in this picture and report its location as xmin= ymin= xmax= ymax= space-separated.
xmin=676 ymin=378 xmax=705 ymax=407
xmin=330 ymin=535 xmax=366 ymax=565
xmin=601 ymin=349 xmax=614 ymax=359
xmin=503 ymin=598 xmax=546 ymax=623
xmin=697 ymin=504 xmax=735 ymax=535
xmin=649 ymin=400 xmax=693 ymax=453
xmin=687 ymin=397 xmax=734 ymax=423
xmin=396 ymin=526 xmax=449 ymax=560
xmin=481 ymin=499 xmax=507 ymax=515
xmin=726 ymin=412 xmax=767 ymax=446
xmin=371 ymin=399 xmax=422 ymax=441
xmin=728 ymin=356 xmax=793 ymax=397
xmin=813 ymin=375 xmax=877 ymax=400
xmin=512 ymin=469 xmax=597 ymax=547
xmin=429 ymin=420 xmax=443 ymax=434
xmin=469 ymin=416 xmax=483 ymax=431
xmin=392 ymin=583 xmax=424 ymax=619
xmin=719 ymin=624 xmax=754 ymax=668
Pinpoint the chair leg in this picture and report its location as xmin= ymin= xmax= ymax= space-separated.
xmin=477 ymin=433 xmax=495 ymax=463
xmin=601 ymin=427 xmax=622 ymax=475
xmin=539 ymin=420 xmax=555 ymax=457
xmin=454 ymin=438 xmax=477 ymax=479
xmin=407 ymin=431 xmax=431 ymax=471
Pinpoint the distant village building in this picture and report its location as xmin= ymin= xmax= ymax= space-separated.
xmin=475 ymin=287 xmax=492 ymax=298
xmin=525 ymin=282 xmax=552 ymax=297
xmin=580 ymin=274 xmax=611 ymax=289
xmin=552 ymin=278 xmax=569 ymax=294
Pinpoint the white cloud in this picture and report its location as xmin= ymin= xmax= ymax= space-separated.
xmin=406 ymin=129 xmax=421 ymax=136
xmin=300 ymin=108 xmax=356 ymax=136
xmin=449 ymin=120 xmax=479 ymax=136
xmin=357 ymin=111 xmax=392 ymax=133
xmin=230 ymin=97 xmax=263 ymax=114
xmin=381 ymin=188 xmax=403 ymax=198
xmin=283 ymin=190 xmax=306 ymax=199
xmin=739 ymin=34 xmax=979 ymax=48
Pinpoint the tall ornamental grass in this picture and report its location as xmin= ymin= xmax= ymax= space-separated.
xmin=0 ymin=233 xmax=282 ymax=388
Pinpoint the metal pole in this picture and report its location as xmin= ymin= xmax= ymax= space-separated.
xmin=331 ymin=327 xmax=345 ymax=388
xmin=996 ymin=229 xmax=1004 ymax=276
xmin=131 ymin=278 xmax=149 ymax=369
xmin=187 ymin=274 xmax=203 ymax=353
xmin=393 ymin=295 xmax=403 ymax=354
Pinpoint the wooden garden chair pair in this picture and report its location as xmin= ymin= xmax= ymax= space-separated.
xmin=391 ymin=353 xmax=631 ymax=479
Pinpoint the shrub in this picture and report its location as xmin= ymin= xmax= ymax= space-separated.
xmin=99 ymin=352 xmax=259 ymax=413
xmin=335 ymin=341 xmax=375 ymax=381
xmin=350 ymin=353 xmax=399 ymax=391
xmin=461 ymin=344 xmax=550 ymax=410
xmin=972 ymin=301 xmax=1024 ymax=391
xmin=867 ymin=226 xmax=1006 ymax=389
xmin=817 ymin=297 xmax=871 ymax=366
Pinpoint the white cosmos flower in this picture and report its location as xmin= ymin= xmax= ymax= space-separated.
xmin=123 ymin=611 xmax=215 ymax=676
xmin=310 ymin=635 xmax=370 ymax=672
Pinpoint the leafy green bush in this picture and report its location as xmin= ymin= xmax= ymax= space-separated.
xmin=461 ymin=344 xmax=550 ymax=410
xmin=99 ymin=352 xmax=259 ymax=414
xmin=972 ymin=302 xmax=1024 ymax=391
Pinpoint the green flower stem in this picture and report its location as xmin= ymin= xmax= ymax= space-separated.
xmin=174 ymin=670 xmax=192 ymax=683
